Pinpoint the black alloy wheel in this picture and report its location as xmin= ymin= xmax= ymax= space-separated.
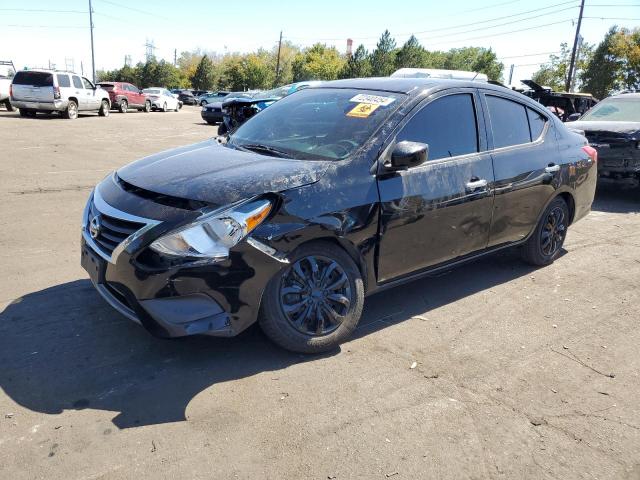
xmin=540 ymin=205 xmax=567 ymax=257
xmin=521 ymin=197 xmax=569 ymax=266
xmin=279 ymin=255 xmax=352 ymax=336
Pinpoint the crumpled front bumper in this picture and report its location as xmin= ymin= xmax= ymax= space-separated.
xmin=80 ymin=183 xmax=286 ymax=338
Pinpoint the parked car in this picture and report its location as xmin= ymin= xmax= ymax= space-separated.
xmin=191 ymin=90 xmax=209 ymax=97
xmin=177 ymin=90 xmax=198 ymax=105
xmin=96 ymin=81 xmax=151 ymax=113
xmin=142 ymin=88 xmax=181 ymax=112
xmin=520 ymin=80 xmax=598 ymax=122
xmin=568 ymin=92 xmax=640 ymax=184
xmin=0 ymin=61 xmax=16 ymax=111
xmin=198 ymin=91 xmax=230 ymax=106
xmin=217 ymin=83 xmax=323 ymax=132
xmin=11 ymin=69 xmax=110 ymax=119
xmin=201 ymin=91 xmax=252 ymax=124
xmin=81 ymin=77 xmax=597 ymax=353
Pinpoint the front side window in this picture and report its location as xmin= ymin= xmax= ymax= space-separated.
xmin=72 ymin=76 xmax=83 ymax=89
xmin=396 ymin=93 xmax=479 ymax=161
xmin=486 ymin=95 xmax=531 ymax=148
xmin=82 ymin=77 xmax=94 ymax=89
xmin=56 ymin=74 xmax=71 ymax=88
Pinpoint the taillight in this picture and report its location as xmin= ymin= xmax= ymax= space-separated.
xmin=582 ymin=145 xmax=597 ymax=163
xmin=9 ymin=84 xmax=13 ymax=99
xmin=53 ymin=86 xmax=61 ymax=100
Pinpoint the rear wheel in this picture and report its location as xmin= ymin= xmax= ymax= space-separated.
xmin=174 ymin=102 xmax=180 ymax=112
xmin=200 ymin=100 xmax=207 ymax=106
xmin=98 ymin=99 xmax=110 ymax=117
xmin=64 ymin=101 xmax=78 ymax=119
xmin=20 ymin=109 xmax=33 ymax=117
xmin=260 ymin=242 xmax=365 ymax=353
xmin=119 ymin=99 xmax=128 ymax=113
xmin=4 ymin=99 xmax=15 ymax=112
xmin=521 ymin=197 xmax=569 ymax=266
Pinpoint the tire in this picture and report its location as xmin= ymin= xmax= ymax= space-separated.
xmin=259 ymin=242 xmax=365 ymax=354
xmin=4 ymin=99 xmax=15 ymax=112
xmin=200 ymin=100 xmax=207 ymax=106
xmin=521 ymin=197 xmax=569 ymax=266
xmin=64 ymin=101 xmax=78 ymax=120
xmin=19 ymin=109 xmax=32 ymax=117
xmin=98 ymin=99 xmax=110 ymax=117
xmin=161 ymin=102 xmax=167 ymax=112
xmin=143 ymin=100 xmax=151 ymax=113
xmin=206 ymin=120 xmax=217 ymax=125
xmin=119 ymin=99 xmax=128 ymax=113
xmin=175 ymin=102 xmax=180 ymax=112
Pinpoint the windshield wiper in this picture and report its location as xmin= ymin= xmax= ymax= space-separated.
xmin=236 ymin=143 xmax=294 ymax=159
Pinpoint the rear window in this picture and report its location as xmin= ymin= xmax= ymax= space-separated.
xmin=12 ymin=71 xmax=53 ymax=87
xmin=486 ymin=95 xmax=531 ymax=148
xmin=98 ymin=83 xmax=114 ymax=90
xmin=56 ymin=74 xmax=71 ymax=88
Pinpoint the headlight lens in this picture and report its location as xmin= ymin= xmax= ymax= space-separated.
xmin=150 ymin=199 xmax=271 ymax=261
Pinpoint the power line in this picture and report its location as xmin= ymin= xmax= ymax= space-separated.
xmin=94 ymin=0 xmax=170 ymax=20
xmin=0 ymin=8 xmax=86 ymax=13
xmin=583 ymin=16 xmax=640 ymax=20
xmin=499 ymin=51 xmax=562 ymax=59
xmin=423 ymin=18 xmax=576 ymax=46
xmin=1 ymin=24 xmax=88 ymax=28
xmin=285 ymin=0 xmax=578 ymax=42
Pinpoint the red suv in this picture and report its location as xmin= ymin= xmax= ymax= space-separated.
xmin=96 ymin=82 xmax=151 ymax=113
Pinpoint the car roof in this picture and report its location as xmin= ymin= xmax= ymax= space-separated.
xmin=315 ymin=77 xmax=505 ymax=95
xmin=609 ymin=92 xmax=640 ymax=99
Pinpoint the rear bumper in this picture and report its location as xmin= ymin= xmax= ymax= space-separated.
xmin=11 ymin=99 xmax=66 ymax=111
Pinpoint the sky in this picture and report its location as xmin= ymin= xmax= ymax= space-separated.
xmin=1 ymin=0 xmax=638 ymax=85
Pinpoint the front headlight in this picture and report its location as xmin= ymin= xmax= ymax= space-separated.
xmin=149 ymin=198 xmax=272 ymax=262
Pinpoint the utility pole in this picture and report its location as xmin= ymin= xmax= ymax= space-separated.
xmin=570 ymin=35 xmax=583 ymax=91
xmin=89 ymin=0 xmax=96 ymax=82
xmin=508 ymin=64 xmax=514 ymax=85
xmin=174 ymin=48 xmax=177 ymax=67
xmin=275 ymin=30 xmax=283 ymax=86
xmin=565 ymin=0 xmax=585 ymax=92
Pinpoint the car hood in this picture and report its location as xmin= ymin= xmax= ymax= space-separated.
xmin=116 ymin=139 xmax=330 ymax=206
xmin=569 ymin=120 xmax=640 ymax=136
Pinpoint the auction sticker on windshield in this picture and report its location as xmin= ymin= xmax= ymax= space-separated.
xmin=349 ymin=94 xmax=395 ymax=106
xmin=347 ymin=103 xmax=380 ymax=118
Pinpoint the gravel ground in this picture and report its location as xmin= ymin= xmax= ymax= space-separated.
xmin=0 ymin=106 xmax=639 ymax=480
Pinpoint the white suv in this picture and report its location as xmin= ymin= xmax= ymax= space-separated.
xmin=11 ymin=69 xmax=111 ymax=119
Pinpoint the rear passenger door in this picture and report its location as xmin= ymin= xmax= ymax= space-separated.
xmin=376 ymin=89 xmax=495 ymax=282
xmin=479 ymin=91 xmax=559 ymax=247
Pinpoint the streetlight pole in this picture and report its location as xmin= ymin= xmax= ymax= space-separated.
xmin=89 ymin=0 xmax=96 ymax=82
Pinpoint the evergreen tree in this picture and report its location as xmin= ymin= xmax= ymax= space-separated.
xmin=191 ymin=55 xmax=216 ymax=90
xmin=370 ymin=30 xmax=397 ymax=76
xmin=339 ymin=45 xmax=372 ymax=79
xmin=394 ymin=35 xmax=426 ymax=69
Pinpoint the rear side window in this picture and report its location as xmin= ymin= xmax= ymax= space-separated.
xmin=56 ymin=74 xmax=71 ymax=88
xmin=527 ymin=108 xmax=547 ymax=140
xmin=72 ymin=76 xmax=83 ymax=89
xmin=486 ymin=95 xmax=530 ymax=148
xmin=396 ymin=93 xmax=478 ymax=161
xmin=12 ymin=71 xmax=53 ymax=87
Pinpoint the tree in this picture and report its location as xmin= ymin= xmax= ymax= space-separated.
xmin=242 ymin=50 xmax=275 ymax=89
xmin=273 ymin=40 xmax=301 ymax=86
xmin=292 ymin=43 xmax=345 ymax=81
xmin=582 ymin=26 xmax=640 ymax=97
xmin=370 ymin=30 xmax=397 ymax=76
xmin=532 ymin=42 xmax=593 ymax=91
xmin=394 ymin=35 xmax=427 ymax=69
xmin=191 ymin=55 xmax=216 ymax=90
xmin=444 ymin=47 xmax=504 ymax=82
xmin=339 ymin=44 xmax=371 ymax=79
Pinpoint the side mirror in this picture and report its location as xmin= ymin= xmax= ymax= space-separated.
xmin=566 ymin=113 xmax=581 ymax=122
xmin=387 ymin=141 xmax=429 ymax=170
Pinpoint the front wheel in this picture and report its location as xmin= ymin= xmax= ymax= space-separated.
xmin=200 ymin=100 xmax=207 ymax=106
xmin=174 ymin=102 xmax=180 ymax=112
xmin=260 ymin=242 xmax=365 ymax=353
xmin=521 ymin=197 xmax=569 ymax=266
xmin=143 ymin=100 xmax=151 ymax=112
xmin=161 ymin=102 xmax=167 ymax=112
xmin=4 ymin=99 xmax=15 ymax=112
xmin=98 ymin=99 xmax=110 ymax=117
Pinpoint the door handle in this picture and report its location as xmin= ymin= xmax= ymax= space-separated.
xmin=465 ymin=178 xmax=488 ymax=192
xmin=545 ymin=164 xmax=560 ymax=173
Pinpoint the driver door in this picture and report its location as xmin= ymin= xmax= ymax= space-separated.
xmin=376 ymin=89 xmax=495 ymax=282
xmin=82 ymin=77 xmax=100 ymax=110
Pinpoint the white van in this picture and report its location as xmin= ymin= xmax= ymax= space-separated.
xmin=11 ymin=69 xmax=111 ymax=119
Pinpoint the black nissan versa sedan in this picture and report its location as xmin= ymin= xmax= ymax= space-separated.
xmin=81 ymin=77 xmax=597 ymax=353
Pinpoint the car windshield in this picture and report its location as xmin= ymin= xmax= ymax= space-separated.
xmin=143 ymin=89 xmax=161 ymax=95
xmin=260 ymin=86 xmax=290 ymax=98
xmin=223 ymin=92 xmax=253 ymax=100
xmin=581 ymin=98 xmax=640 ymax=122
xmin=228 ymin=88 xmax=404 ymax=161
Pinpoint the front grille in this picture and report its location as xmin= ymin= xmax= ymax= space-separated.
xmin=208 ymin=107 xmax=221 ymax=112
xmin=89 ymin=201 xmax=146 ymax=257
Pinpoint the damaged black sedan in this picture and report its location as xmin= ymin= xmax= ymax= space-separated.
xmin=82 ymin=78 xmax=597 ymax=353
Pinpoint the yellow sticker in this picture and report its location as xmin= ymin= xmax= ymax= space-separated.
xmin=347 ymin=103 xmax=379 ymax=118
